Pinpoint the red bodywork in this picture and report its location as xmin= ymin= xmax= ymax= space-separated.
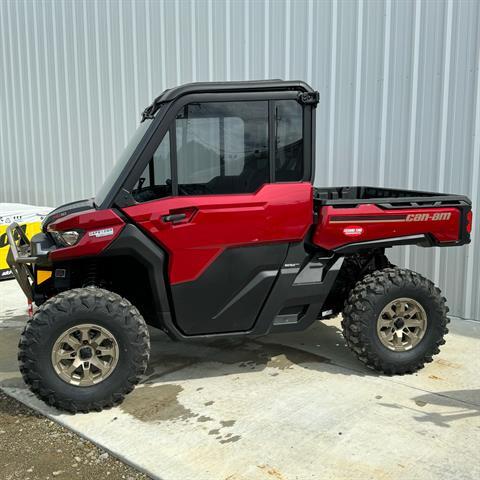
xmin=123 ymin=183 xmax=313 ymax=284
xmin=312 ymin=204 xmax=462 ymax=251
xmin=49 ymin=209 xmax=125 ymax=261
xmin=46 ymin=185 xmax=469 ymax=280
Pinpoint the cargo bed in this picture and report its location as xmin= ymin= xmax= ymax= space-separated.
xmin=312 ymin=186 xmax=472 ymax=252
xmin=314 ymin=186 xmax=471 ymax=208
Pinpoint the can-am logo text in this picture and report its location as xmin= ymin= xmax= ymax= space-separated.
xmin=406 ymin=212 xmax=451 ymax=222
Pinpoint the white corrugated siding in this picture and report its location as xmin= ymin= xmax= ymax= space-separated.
xmin=0 ymin=0 xmax=479 ymax=320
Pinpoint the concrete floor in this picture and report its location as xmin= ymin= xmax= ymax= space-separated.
xmin=1 ymin=280 xmax=479 ymax=480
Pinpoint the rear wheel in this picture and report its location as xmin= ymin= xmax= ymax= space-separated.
xmin=18 ymin=287 xmax=150 ymax=413
xmin=342 ymin=267 xmax=449 ymax=375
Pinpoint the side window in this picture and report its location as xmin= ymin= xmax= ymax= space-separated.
xmin=175 ymin=101 xmax=269 ymax=195
xmin=132 ymin=131 xmax=172 ymax=203
xmin=275 ymin=100 xmax=304 ymax=182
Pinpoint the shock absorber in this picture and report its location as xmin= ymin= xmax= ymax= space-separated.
xmin=83 ymin=261 xmax=98 ymax=287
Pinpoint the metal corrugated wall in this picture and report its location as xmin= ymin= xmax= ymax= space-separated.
xmin=0 ymin=0 xmax=479 ymax=320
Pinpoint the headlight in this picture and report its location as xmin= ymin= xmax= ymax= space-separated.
xmin=50 ymin=230 xmax=82 ymax=247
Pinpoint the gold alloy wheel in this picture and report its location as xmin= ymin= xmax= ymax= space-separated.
xmin=51 ymin=324 xmax=119 ymax=386
xmin=376 ymin=298 xmax=428 ymax=352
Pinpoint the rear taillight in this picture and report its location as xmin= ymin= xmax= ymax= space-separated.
xmin=466 ymin=210 xmax=473 ymax=233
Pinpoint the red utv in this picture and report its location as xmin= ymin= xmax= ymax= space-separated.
xmin=7 ymin=81 xmax=472 ymax=412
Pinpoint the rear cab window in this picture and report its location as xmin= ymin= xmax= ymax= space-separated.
xmin=274 ymin=100 xmax=304 ymax=182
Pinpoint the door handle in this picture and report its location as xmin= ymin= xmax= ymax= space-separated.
xmin=163 ymin=213 xmax=187 ymax=223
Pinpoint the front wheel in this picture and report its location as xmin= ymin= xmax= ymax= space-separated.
xmin=342 ymin=267 xmax=449 ymax=375
xmin=18 ymin=287 xmax=150 ymax=413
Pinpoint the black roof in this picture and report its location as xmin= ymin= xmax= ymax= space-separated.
xmin=157 ymin=79 xmax=313 ymax=102
xmin=141 ymin=79 xmax=314 ymax=121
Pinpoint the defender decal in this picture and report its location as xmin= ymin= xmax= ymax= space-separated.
xmin=88 ymin=227 xmax=114 ymax=238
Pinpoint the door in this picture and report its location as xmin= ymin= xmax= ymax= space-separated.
xmin=123 ymin=97 xmax=313 ymax=335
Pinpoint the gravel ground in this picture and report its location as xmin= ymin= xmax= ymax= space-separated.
xmin=0 ymin=391 xmax=150 ymax=480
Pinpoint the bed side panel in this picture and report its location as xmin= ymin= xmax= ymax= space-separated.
xmin=313 ymin=204 xmax=461 ymax=251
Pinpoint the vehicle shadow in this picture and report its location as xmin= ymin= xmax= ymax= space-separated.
xmin=0 ymin=320 xmax=372 ymax=423
xmin=0 ymin=319 xmax=370 ymax=395
xmin=142 ymin=320 xmax=372 ymax=385
xmin=378 ymin=389 xmax=480 ymax=428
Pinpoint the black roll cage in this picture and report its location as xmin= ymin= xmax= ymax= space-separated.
xmin=96 ymin=80 xmax=318 ymax=209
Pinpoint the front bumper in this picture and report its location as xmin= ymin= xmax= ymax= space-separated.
xmin=6 ymin=222 xmax=39 ymax=301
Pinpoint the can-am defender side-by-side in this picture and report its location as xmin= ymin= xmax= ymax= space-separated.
xmin=8 ymin=81 xmax=472 ymax=413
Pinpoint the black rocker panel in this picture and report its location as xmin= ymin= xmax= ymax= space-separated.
xmin=171 ymin=243 xmax=288 ymax=335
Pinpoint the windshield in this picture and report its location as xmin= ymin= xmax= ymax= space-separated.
xmin=95 ymin=120 xmax=153 ymax=207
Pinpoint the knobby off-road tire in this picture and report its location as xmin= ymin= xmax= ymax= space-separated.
xmin=18 ymin=287 xmax=150 ymax=413
xmin=342 ymin=267 xmax=449 ymax=375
